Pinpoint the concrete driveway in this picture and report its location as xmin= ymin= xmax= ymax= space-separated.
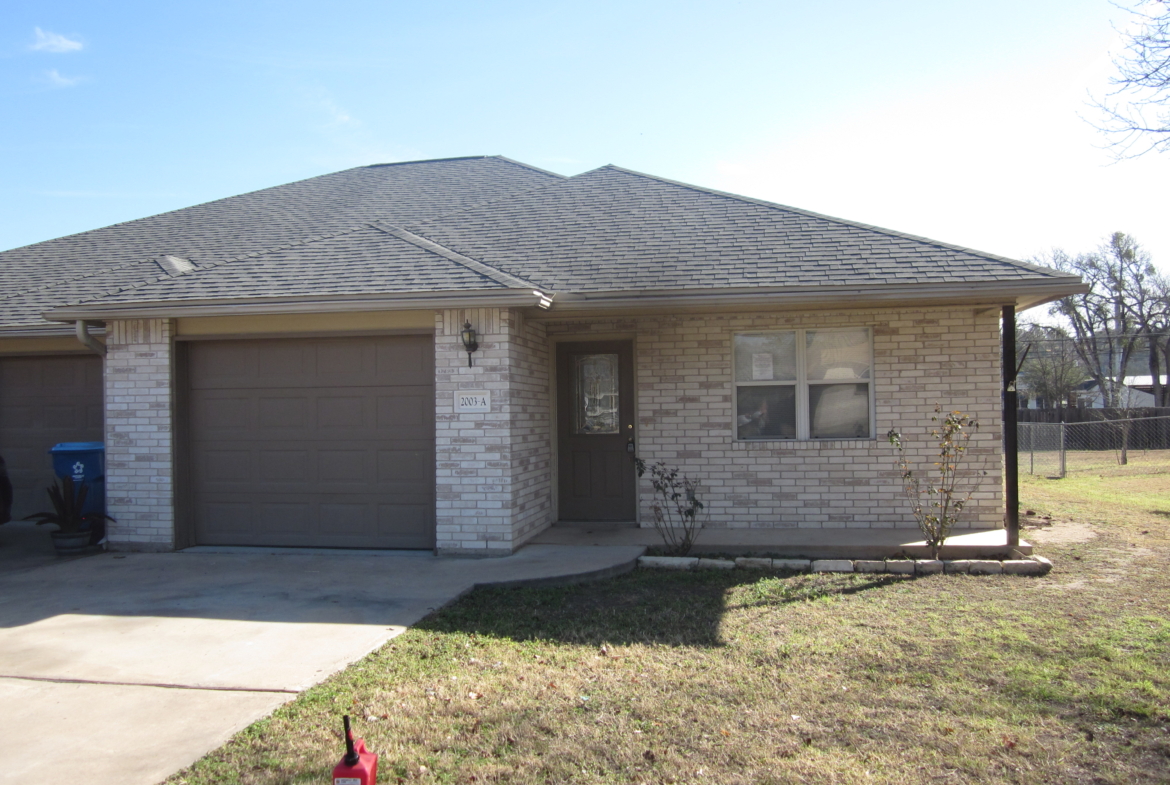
xmin=0 ymin=531 xmax=642 ymax=785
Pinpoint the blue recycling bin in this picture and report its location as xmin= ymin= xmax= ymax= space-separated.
xmin=49 ymin=442 xmax=106 ymax=518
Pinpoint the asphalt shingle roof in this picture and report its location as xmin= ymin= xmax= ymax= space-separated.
xmin=89 ymin=225 xmax=518 ymax=303
xmin=0 ymin=156 xmax=561 ymax=326
xmin=2 ymin=157 xmax=1079 ymax=326
xmin=404 ymin=166 xmax=1070 ymax=293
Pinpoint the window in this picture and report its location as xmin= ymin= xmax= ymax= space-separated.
xmin=574 ymin=353 xmax=620 ymax=434
xmin=733 ymin=327 xmax=873 ymax=440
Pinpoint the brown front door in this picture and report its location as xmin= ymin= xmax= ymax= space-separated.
xmin=556 ymin=341 xmax=636 ymax=521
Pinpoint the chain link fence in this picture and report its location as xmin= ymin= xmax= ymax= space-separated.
xmin=1018 ymin=415 xmax=1170 ymax=477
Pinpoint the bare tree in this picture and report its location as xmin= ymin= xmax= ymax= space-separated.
xmin=1043 ymin=233 xmax=1164 ymax=463
xmin=1016 ymin=322 xmax=1089 ymax=408
xmin=1093 ymin=1 xmax=1170 ymax=157
xmin=1044 ymin=234 xmax=1155 ymax=407
xmin=1142 ymin=274 xmax=1170 ymax=405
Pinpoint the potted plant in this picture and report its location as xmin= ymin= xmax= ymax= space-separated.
xmin=23 ymin=476 xmax=115 ymax=556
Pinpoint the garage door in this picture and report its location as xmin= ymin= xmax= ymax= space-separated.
xmin=0 ymin=355 xmax=104 ymax=521
xmin=186 ymin=335 xmax=435 ymax=548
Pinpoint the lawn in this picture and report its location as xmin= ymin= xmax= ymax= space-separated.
xmin=1020 ymin=447 xmax=1170 ymax=479
xmin=168 ymin=473 xmax=1170 ymax=785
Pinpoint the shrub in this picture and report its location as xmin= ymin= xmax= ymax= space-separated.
xmin=633 ymin=459 xmax=707 ymax=556
xmin=886 ymin=404 xmax=982 ymax=559
xmin=23 ymin=476 xmax=115 ymax=542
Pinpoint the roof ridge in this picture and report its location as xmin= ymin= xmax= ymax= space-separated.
xmin=372 ymin=223 xmax=541 ymax=290
xmin=353 ymin=156 xmax=565 ymax=238
xmin=488 ymin=156 xmax=569 ymax=180
xmin=595 ymin=165 xmax=1077 ymax=280
xmin=403 ymin=173 xmax=574 ymax=232
xmin=363 ymin=155 xmax=497 ymax=168
xmin=362 ymin=155 xmax=566 ymax=180
xmin=1 ymin=157 xmax=560 ymax=259
xmin=0 ymin=165 xmax=392 ymax=259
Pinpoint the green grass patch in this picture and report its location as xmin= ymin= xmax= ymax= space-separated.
xmin=169 ymin=474 xmax=1170 ymax=784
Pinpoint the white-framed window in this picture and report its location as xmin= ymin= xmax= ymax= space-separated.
xmin=733 ymin=327 xmax=874 ymax=441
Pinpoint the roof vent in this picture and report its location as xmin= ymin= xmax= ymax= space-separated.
xmin=157 ymin=255 xmax=195 ymax=276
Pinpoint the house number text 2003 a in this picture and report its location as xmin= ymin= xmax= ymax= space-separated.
xmin=455 ymin=391 xmax=490 ymax=412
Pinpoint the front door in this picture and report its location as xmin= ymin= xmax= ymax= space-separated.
xmin=556 ymin=341 xmax=636 ymax=521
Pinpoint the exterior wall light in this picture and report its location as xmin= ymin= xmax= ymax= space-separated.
xmin=461 ymin=321 xmax=479 ymax=367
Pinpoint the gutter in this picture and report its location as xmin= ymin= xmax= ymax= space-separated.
xmin=543 ymin=279 xmax=1088 ymax=312
xmin=44 ymin=288 xmax=555 ymax=322
xmin=38 ymin=278 xmax=1084 ymax=323
xmin=0 ymin=324 xmax=106 ymax=338
xmin=75 ymin=320 xmax=107 ymax=357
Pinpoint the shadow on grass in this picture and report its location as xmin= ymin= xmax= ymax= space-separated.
xmin=414 ymin=568 xmax=907 ymax=648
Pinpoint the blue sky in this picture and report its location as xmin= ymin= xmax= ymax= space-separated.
xmin=5 ymin=0 xmax=1168 ymax=274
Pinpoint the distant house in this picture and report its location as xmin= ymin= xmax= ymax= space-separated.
xmin=1120 ymin=375 xmax=1168 ymax=401
xmin=1077 ymin=378 xmax=1159 ymax=409
xmin=0 ymin=156 xmax=1085 ymax=554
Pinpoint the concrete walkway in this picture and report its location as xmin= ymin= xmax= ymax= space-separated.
xmin=0 ymin=541 xmax=643 ymax=785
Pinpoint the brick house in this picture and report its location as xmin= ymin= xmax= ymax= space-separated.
xmin=0 ymin=156 xmax=1083 ymax=554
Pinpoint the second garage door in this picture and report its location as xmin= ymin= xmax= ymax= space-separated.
xmin=185 ymin=334 xmax=435 ymax=548
xmin=0 ymin=354 xmax=103 ymax=521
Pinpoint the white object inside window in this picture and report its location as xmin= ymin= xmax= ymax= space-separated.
xmin=733 ymin=328 xmax=873 ymax=441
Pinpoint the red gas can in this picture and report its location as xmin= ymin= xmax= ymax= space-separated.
xmin=332 ymin=715 xmax=378 ymax=785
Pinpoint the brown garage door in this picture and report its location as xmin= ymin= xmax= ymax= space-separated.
xmin=185 ymin=335 xmax=435 ymax=548
xmin=0 ymin=355 xmax=104 ymax=521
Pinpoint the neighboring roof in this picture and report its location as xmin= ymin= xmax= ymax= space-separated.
xmin=0 ymin=156 xmax=561 ymax=328
xmin=1121 ymin=376 xmax=1165 ymax=388
xmin=5 ymin=156 xmax=1085 ymax=328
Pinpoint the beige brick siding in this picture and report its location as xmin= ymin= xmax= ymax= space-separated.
xmin=104 ymin=318 xmax=176 ymax=550
xmin=95 ymin=304 xmax=1003 ymax=554
xmin=434 ymin=308 xmax=554 ymax=554
xmin=504 ymin=312 xmax=555 ymax=545
xmin=545 ymin=306 xmax=1003 ymax=530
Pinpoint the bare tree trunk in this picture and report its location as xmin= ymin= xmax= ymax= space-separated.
xmin=1151 ymin=337 xmax=1164 ymax=407
xmin=1119 ymin=418 xmax=1131 ymax=465
xmin=1162 ymin=335 xmax=1170 ymax=407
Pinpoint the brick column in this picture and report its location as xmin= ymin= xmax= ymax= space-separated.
xmin=104 ymin=318 xmax=176 ymax=551
xmin=434 ymin=308 xmax=553 ymax=556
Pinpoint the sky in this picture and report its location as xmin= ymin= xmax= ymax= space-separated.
xmin=4 ymin=0 xmax=1169 ymax=290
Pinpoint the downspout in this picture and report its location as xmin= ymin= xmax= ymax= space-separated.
xmin=76 ymin=320 xmax=107 ymax=358
xmin=1002 ymin=305 xmax=1019 ymax=548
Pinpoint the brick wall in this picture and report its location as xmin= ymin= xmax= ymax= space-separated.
xmin=545 ymin=306 xmax=1003 ymax=530
xmin=434 ymin=308 xmax=554 ymax=555
xmin=104 ymin=318 xmax=176 ymax=550
xmin=504 ymin=311 xmax=554 ymax=545
xmin=96 ymin=304 xmax=1002 ymax=554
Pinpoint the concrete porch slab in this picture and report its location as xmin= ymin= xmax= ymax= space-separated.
xmin=529 ymin=525 xmax=1032 ymax=558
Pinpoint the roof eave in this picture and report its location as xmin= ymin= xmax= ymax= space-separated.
xmin=539 ymin=279 xmax=1087 ymax=313
xmin=0 ymin=323 xmax=105 ymax=338
xmin=37 ymin=279 xmax=1086 ymax=323
xmin=43 ymin=288 xmax=552 ymax=321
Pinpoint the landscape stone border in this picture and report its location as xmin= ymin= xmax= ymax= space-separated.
xmin=637 ymin=555 xmax=1052 ymax=576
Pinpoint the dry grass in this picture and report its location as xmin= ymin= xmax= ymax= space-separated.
xmin=1022 ymin=448 xmax=1170 ymax=478
xmin=168 ymin=474 xmax=1170 ymax=785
